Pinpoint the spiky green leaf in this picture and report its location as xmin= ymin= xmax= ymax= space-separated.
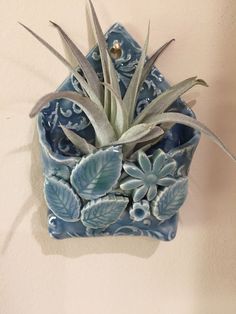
xmin=88 ymin=0 xmax=111 ymax=114
xmin=123 ymin=126 xmax=164 ymax=158
xmin=19 ymin=22 xmax=102 ymax=106
xmin=124 ymin=23 xmax=150 ymax=124
xmin=103 ymin=83 xmax=128 ymax=136
xmin=30 ymin=91 xmax=116 ymax=146
xmin=60 ymin=125 xmax=96 ymax=155
xmin=50 ymin=20 xmax=102 ymax=101
xmin=134 ymin=77 xmax=208 ymax=124
xmin=114 ymin=124 xmax=162 ymax=145
xmin=143 ymin=112 xmax=236 ymax=161
xmin=107 ymin=57 xmax=123 ymax=130
xmin=140 ymin=38 xmax=175 ymax=86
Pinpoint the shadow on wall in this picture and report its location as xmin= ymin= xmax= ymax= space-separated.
xmin=29 ymin=123 xmax=159 ymax=259
xmin=0 ymin=7 xmax=160 ymax=259
xmin=190 ymin=2 xmax=236 ymax=313
xmin=1 ymin=122 xmax=159 ymax=258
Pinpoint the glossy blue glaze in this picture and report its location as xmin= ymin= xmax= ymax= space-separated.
xmin=38 ymin=23 xmax=200 ymax=240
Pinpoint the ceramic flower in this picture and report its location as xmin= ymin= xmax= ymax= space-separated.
xmin=129 ymin=200 xmax=150 ymax=221
xmin=120 ymin=149 xmax=177 ymax=202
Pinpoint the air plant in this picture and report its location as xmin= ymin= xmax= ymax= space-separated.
xmin=19 ymin=0 xmax=235 ymax=162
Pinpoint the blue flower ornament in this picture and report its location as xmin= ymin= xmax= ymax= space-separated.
xmin=129 ymin=200 xmax=150 ymax=221
xmin=120 ymin=149 xmax=177 ymax=202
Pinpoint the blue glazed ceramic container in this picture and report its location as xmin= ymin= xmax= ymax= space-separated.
xmin=38 ymin=23 xmax=200 ymax=240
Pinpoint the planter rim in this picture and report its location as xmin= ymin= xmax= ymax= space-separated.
xmin=37 ymin=111 xmax=201 ymax=163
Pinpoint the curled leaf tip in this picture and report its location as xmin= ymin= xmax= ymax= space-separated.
xmin=165 ymin=38 xmax=175 ymax=46
xmin=18 ymin=22 xmax=30 ymax=31
xmin=147 ymin=20 xmax=151 ymax=34
xmin=49 ymin=20 xmax=60 ymax=29
xmin=49 ymin=20 xmax=56 ymax=26
xmin=197 ymin=79 xmax=209 ymax=87
xmin=49 ymin=21 xmax=61 ymax=29
xmin=29 ymin=107 xmax=37 ymax=118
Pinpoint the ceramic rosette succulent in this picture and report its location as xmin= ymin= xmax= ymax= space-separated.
xmin=21 ymin=1 xmax=235 ymax=240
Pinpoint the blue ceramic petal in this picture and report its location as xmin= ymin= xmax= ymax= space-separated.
xmin=147 ymin=185 xmax=158 ymax=201
xmin=71 ymin=147 xmax=122 ymax=200
xmin=44 ymin=176 xmax=81 ymax=222
xmin=152 ymin=177 xmax=188 ymax=220
xmin=120 ymin=178 xmax=143 ymax=190
xmin=138 ymin=151 xmax=152 ymax=172
xmin=152 ymin=149 xmax=166 ymax=174
xmin=133 ymin=185 xmax=148 ymax=202
xmin=123 ymin=162 xmax=144 ymax=179
xmin=158 ymin=160 xmax=177 ymax=178
xmin=157 ymin=177 xmax=177 ymax=187
xmin=81 ymin=195 xmax=129 ymax=229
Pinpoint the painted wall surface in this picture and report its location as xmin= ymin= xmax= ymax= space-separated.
xmin=0 ymin=1 xmax=236 ymax=313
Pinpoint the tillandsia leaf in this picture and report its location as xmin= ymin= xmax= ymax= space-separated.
xmin=60 ymin=125 xmax=96 ymax=155
xmin=124 ymin=23 xmax=150 ymax=125
xmin=86 ymin=3 xmax=97 ymax=48
xmin=107 ymin=57 xmax=123 ymax=130
xmin=128 ymin=136 xmax=162 ymax=161
xmin=135 ymin=126 xmax=164 ymax=143
xmin=117 ymin=125 xmax=164 ymax=158
xmin=19 ymin=22 xmax=102 ymax=107
xmin=144 ymin=112 xmax=236 ymax=161
xmin=186 ymin=100 xmax=196 ymax=109
xmin=30 ymin=91 xmax=116 ymax=146
xmin=103 ymin=83 xmax=128 ymax=136
xmin=134 ymin=77 xmax=208 ymax=125
xmin=140 ymin=39 xmax=175 ymax=86
xmin=123 ymin=126 xmax=164 ymax=158
xmin=88 ymin=0 xmax=110 ymax=115
xmin=152 ymin=99 xmax=197 ymax=141
xmin=50 ymin=21 xmax=102 ymax=101
xmin=113 ymin=123 xmax=157 ymax=145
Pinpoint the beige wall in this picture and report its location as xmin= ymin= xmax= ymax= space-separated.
xmin=1 ymin=0 xmax=236 ymax=313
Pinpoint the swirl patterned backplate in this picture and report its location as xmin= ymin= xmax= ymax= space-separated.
xmin=38 ymin=23 xmax=200 ymax=241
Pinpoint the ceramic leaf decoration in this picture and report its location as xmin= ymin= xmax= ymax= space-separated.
xmin=151 ymin=178 xmax=188 ymax=221
xmin=21 ymin=1 xmax=235 ymax=241
xmin=81 ymin=196 xmax=129 ymax=229
xmin=70 ymin=147 xmax=123 ymax=200
xmin=44 ymin=176 xmax=81 ymax=222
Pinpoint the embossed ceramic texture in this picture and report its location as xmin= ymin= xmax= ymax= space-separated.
xmin=38 ymin=23 xmax=200 ymax=240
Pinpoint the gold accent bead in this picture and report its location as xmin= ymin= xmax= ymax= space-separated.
xmin=110 ymin=40 xmax=122 ymax=59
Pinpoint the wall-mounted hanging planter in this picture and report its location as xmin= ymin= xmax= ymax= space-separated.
xmin=21 ymin=1 xmax=235 ymax=241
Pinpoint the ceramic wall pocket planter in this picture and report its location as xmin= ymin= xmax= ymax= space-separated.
xmin=38 ymin=24 xmax=198 ymax=241
xmin=22 ymin=2 xmax=235 ymax=241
